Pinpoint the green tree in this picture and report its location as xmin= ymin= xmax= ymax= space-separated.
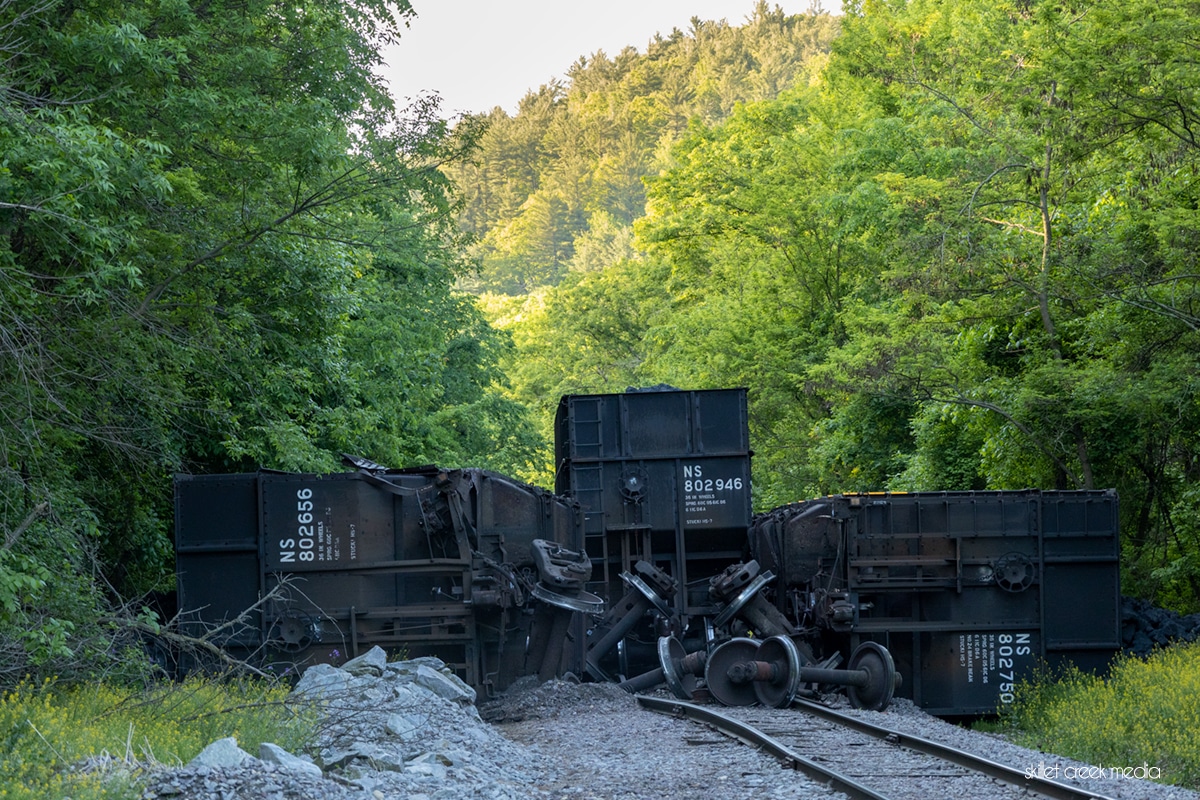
xmin=483 ymin=257 xmax=675 ymax=479
xmin=634 ymin=78 xmax=898 ymax=505
xmin=0 ymin=0 xmax=537 ymax=681
xmin=818 ymin=0 xmax=1200 ymax=606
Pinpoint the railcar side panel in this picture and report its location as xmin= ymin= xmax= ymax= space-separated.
xmin=555 ymin=388 xmax=753 ymax=620
xmin=750 ymin=490 xmax=1120 ymax=715
xmin=175 ymin=467 xmax=584 ymax=696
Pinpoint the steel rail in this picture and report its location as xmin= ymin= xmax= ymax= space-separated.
xmin=635 ymin=695 xmax=888 ymax=800
xmin=791 ymin=698 xmax=1116 ymax=800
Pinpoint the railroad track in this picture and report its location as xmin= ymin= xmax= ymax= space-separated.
xmin=636 ymin=695 xmax=1116 ymax=800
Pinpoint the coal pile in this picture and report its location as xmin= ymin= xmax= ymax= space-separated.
xmin=478 ymin=675 xmax=636 ymax=723
xmin=1122 ymin=596 xmax=1200 ymax=656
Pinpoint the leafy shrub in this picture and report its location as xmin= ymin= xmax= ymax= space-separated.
xmin=1005 ymin=643 xmax=1200 ymax=790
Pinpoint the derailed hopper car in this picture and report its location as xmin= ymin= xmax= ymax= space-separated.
xmin=554 ymin=388 xmax=753 ymax=679
xmin=747 ymin=490 xmax=1122 ymax=716
xmin=174 ymin=463 xmax=596 ymax=696
xmin=174 ymin=387 xmax=1124 ymax=717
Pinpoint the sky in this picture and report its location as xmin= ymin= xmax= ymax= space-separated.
xmin=382 ymin=1 xmax=836 ymax=117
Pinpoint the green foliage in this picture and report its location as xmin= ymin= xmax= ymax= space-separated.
xmin=0 ymin=483 xmax=167 ymax=687
xmin=481 ymin=257 xmax=676 ymax=483
xmin=892 ymin=404 xmax=988 ymax=491
xmin=633 ymin=0 xmax=1200 ymax=606
xmin=6 ymin=0 xmax=1200 ymax=686
xmin=814 ymin=0 xmax=1200 ymax=605
xmin=630 ymin=75 xmax=913 ymax=503
xmin=0 ymin=0 xmax=542 ymax=682
xmin=1005 ymin=644 xmax=1200 ymax=790
xmin=0 ymin=677 xmax=315 ymax=800
xmin=1137 ymin=486 xmax=1200 ymax=612
xmin=809 ymin=395 xmax=917 ymax=494
xmin=0 ymin=551 xmax=49 ymax=617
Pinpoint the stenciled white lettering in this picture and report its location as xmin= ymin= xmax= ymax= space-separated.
xmin=278 ymin=488 xmax=318 ymax=564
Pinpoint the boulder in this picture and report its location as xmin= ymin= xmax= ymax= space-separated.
xmin=414 ymin=664 xmax=476 ymax=705
xmin=341 ymin=646 xmax=389 ymax=677
xmin=319 ymin=740 xmax=407 ymax=773
xmin=188 ymin=737 xmax=253 ymax=769
xmin=259 ymin=742 xmax=323 ymax=779
xmin=293 ymin=663 xmax=353 ymax=699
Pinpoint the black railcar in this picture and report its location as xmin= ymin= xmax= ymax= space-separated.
xmin=554 ymin=388 xmax=753 ymax=680
xmin=174 ymin=464 xmax=590 ymax=696
xmin=173 ymin=387 xmax=1123 ymax=715
xmin=556 ymin=388 xmax=1121 ymax=715
xmin=747 ymin=490 xmax=1121 ymax=715
xmin=554 ymin=388 xmax=752 ymax=618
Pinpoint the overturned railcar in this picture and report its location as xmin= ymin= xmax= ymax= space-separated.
xmin=748 ymin=490 xmax=1121 ymax=716
xmin=174 ymin=464 xmax=591 ymax=696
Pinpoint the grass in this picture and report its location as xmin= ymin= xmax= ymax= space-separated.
xmin=997 ymin=641 xmax=1200 ymax=790
xmin=0 ymin=676 xmax=317 ymax=800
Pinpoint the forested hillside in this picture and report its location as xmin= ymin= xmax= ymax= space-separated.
xmin=449 ymin=3 xmax=838 ymax=294
xmin=475 ymin=1 xmax=1200 ymax=611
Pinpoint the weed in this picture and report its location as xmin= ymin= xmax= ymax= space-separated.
xmin=1003 ymin=642 xmax=1200 ymax=790
xmin=0 ymin=676 xmax=317 ymax=800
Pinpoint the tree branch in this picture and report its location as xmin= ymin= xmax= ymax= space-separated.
xmin=976 ymin=216 xmax=1044 ymax=236
xmin=932 ymin=394 xmax=1084 ymax=488
xmin=2 ymin=501 xmax=48 ymax=552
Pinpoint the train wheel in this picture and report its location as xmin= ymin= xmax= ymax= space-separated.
xmin=845 ymin=642 xmax=897 ymax=711
xmin=705 ymin=638 xmax=761 ymax=706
